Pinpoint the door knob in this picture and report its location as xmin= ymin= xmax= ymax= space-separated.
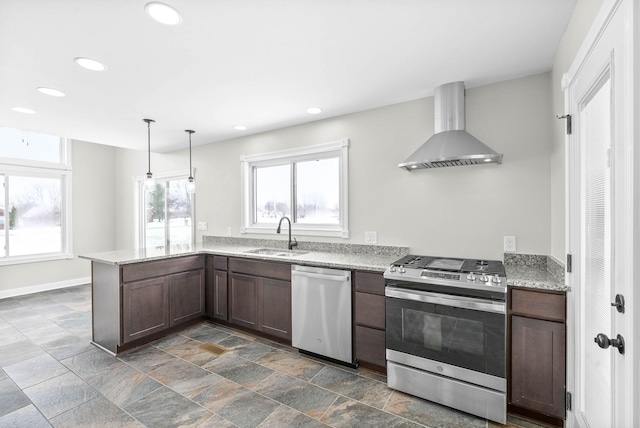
xmin=594 ymin=333 xmax=625 ymax=354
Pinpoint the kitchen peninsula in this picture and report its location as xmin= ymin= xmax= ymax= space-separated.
xmin=80 ymin=238 xmax=408 ymax=355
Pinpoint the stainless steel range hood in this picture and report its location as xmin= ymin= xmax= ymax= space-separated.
xmin=399 ymin=82 xmax=503 ymax=170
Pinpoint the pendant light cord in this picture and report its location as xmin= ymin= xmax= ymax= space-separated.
xmin=147 ymin=121 xmax=151 ymax=174
xmin=143 ymin=118 xmax=155 ymax=175
xmin=185 ymin=130 xmax=195 ymax=179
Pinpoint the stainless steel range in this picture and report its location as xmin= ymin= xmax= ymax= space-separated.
xmin=384 ymin=255 xmax=507 ymax=424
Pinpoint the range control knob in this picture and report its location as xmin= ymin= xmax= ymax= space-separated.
xmin=389 ymin=266 xmax=397 ymax=272
xmin=398 ymin=265 xmax=406 ymax=274
xmin=491 ymin=276 xmax=502 ymax=284
xmin=466 ymin=274 xmax=476 ymax=282
xmin=479 ymin=274 xmax=489 ymax=283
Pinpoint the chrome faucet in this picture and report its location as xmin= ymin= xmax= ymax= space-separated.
xmin=276 ymin=216 xmax=298 ymax=250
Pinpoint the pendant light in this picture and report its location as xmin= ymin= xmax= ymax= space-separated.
xmin=185 ymin=129 xmax=196 ymax=194
xmin=143 ymin=118 xmax=155 ymax=188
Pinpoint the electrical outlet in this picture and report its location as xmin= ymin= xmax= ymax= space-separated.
xmin=365 ymin=231 xmax=377 ymax=244
xmin=197 ymin=222 xmax=208 ymax=231
xmin=504 ymin=236 xmax=516 ymax=252
xmin=226 ymin=227 xmax=232 ymax=236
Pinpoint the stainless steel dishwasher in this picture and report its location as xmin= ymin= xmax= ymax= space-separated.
xmin=291 ymin=264 xmax=355 ymax=367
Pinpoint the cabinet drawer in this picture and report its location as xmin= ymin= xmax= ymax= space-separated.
xmin=206 ymin=255 xmax=227 ymax=271
xmin=213 ymin=256 xmax=228 ymax=271
xmin=511 ymin=288 xmax=565 ymax=321
xmin=122 ymin=255 xmax=205 ymax=283
xmin=354 ymin=271 xmax=385 ymax=295
xmin=228 ymin=258 xmax=290 ymax=281
xmin=355 ymin=325 xmax=386 ymax=368
xmin=355 ymin=292 xmax=385 ymax=329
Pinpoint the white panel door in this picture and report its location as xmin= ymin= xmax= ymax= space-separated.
xmin=565 ymin=1 xmax=634 ymax=427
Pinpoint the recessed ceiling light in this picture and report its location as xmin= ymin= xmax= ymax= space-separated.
xmin=234 ymin=125 xmax=247 ymax=131
xmin=74 ymin=57 xmax=106 ymax=71
xmin=37 ymin=87 xmax=66 ymax=97
xmin=145 ymin=2 xmax=182 ymax=25
xmin=11 ymin=106 xmax=36 ymax=114
xmin=306 ymin=107 xmax=322 ymax=115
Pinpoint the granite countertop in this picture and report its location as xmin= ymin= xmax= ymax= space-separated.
xmin=80 ymin=240 xmax=570 ymax=291
xmin=506 ymin=265 xmax=569 ymax=292
xmin=79 ymin=238 xmax=408 ymax=273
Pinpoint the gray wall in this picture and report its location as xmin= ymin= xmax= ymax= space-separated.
xmin=0 ymin=141 xmax=116 ymax=296
xmin=114 ymin=73 xmax=552 ymax=261
xmin=1 ymin=1 xmax=607 ymax=294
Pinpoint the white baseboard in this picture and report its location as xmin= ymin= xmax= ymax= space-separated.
xmin=0 ymin=276 xmax=91 ymax=299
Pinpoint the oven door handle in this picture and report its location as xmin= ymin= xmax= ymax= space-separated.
xmin=385 ymin=286 xmax=505 ymax=314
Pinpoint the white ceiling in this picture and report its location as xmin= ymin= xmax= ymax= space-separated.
xmin=0 ymin=0 xmax=576 ymax=153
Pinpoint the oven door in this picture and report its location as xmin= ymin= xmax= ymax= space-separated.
xmin=385 ymin=286 xmax=506 ymax=384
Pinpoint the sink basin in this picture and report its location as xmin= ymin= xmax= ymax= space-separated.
xmin=244 ymin=248 xmax=307 ymax=257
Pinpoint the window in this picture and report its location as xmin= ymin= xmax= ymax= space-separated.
xmin=241 ymin=139 xmax=349 ymax=238
xmin=0 ymin=127 xmax=71 ymax=265
xmin=135 ymin=171 xmax=195 ymax=249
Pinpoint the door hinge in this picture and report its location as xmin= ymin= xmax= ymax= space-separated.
xmin=566 ymin=391 xmax=572 ymax=411
xmin=557 ymin=114 xmax=572 ymax=134
xmin=566 ymin=254 xmax=572 ymax=273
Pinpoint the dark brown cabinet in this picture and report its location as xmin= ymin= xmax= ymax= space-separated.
xmin=227 ymin=258 xmax=292 ymax=341
xmin=122 ymin=277 xmax=169 ymax=344
xmin=353 ymin=271 xmax=386 ymax=370
xmin=115 ymin=255 xmax=205 ymax=348
xmin=509 ymin=287 xmax=566 ymax=421
xmin=258 ymin=277 xmax=292 ymax=340
xmin=169 ymin=269 xmax=205 ymax=326
xmin=206 ymin=255 xmax=228 ymax=320
xmin=229 ymin=273 xmax=259 ymax=330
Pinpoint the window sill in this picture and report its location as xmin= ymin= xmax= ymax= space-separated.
xmin=0 ymin=253 xmax=74 ymax=267
xmin=241 ymin=225 xmax=349 ymax=239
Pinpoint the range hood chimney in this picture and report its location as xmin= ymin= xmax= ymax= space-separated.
xmin=399 ymin=81 xmax=503 ymax=170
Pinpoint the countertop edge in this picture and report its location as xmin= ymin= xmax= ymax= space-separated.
xmin=79 ymin=246 xmax=393 ymax=273
xmin=507 ymin=280 xmax=570 ymax=293
xmin=81 ymin=248 xmax=570 ymax=290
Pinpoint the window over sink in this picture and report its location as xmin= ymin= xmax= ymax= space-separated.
xmin=240 ymin=139 xmax=349 ymax=238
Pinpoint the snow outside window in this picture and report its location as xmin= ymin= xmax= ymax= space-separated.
xmin=0 ymin=127 xmax=72 ymax=265
xmin=240 ymin=139 xmax=349 ymax=238
xmin=135 ymin=171 xmax=195 ymax=249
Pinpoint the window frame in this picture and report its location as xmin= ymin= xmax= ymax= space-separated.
xmin=133 ymin=169 xmax=196 ymax=249
xmin=0 ymin=139 xmax=72 ymax=266
xmin=240 ymin=138 xmax=349 ymax=238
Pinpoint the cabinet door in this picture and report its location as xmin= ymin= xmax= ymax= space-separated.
xmin=511 ymin=315 xmax=566 ymax=418
xmin=205 ymin=267 xmax=215 ymax=317
xmin=228 ymin=273 xmax=258 ymax=330
xmin=169 ymin=269 xmax=205 ymax=327
xmin=258 ymin=278 xmax=291 ymax=340
xmin=213 ymin=270 xmax=228 ymax=321
xmin=122 ymin=277 xmax=169 ymax=344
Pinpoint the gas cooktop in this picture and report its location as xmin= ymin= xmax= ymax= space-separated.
xmin=390 ymin=255 xmax=506 ymax=276
xmin=384 ymin=254 xmax=507 ymax=294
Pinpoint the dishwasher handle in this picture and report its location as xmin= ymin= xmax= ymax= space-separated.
xmin=291 ymin=270 xmax=350 ymax=282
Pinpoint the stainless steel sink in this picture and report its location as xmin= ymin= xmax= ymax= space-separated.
xmin=244 ymin=248 xmax=307 ymax=257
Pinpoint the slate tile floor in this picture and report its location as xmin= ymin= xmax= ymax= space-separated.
xmin=0 ymin=284 xmax=548 ymax=428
